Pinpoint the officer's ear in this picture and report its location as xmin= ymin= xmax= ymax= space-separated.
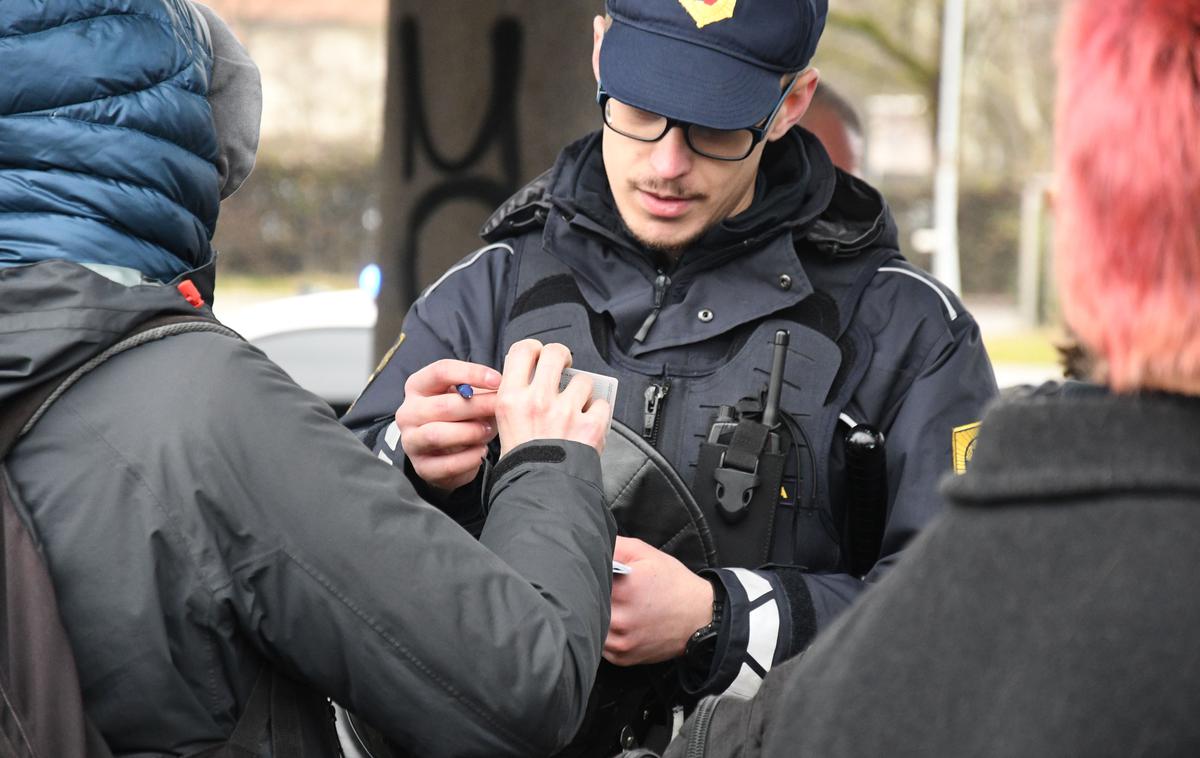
xmin=767 ymin=68 xmax=820 ymax=143
xmin=592 ymin=15 xmax=609 ymax=84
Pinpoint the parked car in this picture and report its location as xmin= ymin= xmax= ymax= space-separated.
xmin=217 ymin=288 xmax=377 ymax=417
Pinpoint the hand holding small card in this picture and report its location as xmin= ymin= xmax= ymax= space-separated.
xmin=558 ymin=366 xmax=619 ymax=430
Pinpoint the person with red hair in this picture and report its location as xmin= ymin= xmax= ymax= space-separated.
xmin=624 ymin=2 xmax=1200 ymax=754
xmin=1055 ymin=0 xmax=1200 ymax=393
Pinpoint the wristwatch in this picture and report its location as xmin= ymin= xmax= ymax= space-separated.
xmin=683 ymin=584 xmax=725 ymax=677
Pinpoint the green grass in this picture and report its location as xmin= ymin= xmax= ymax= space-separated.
xmin=982 ymin=329 xmax=1061 ymax=365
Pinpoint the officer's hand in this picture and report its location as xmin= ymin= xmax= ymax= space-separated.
xmin=495 ymin=339 xmax=609 ymax=457
xmin=395 ymin=359 xmax=502 ymax=494
xmin=605 ymin=537 xmax=715 ymax=666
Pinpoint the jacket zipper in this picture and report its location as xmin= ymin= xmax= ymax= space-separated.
xmin=642 ymin=379 xmax=670 ymax=446
xmin=633 ymin=271 xmax=671 ymax=343
xmin=686 ymin=695 xmax=722 ymax=758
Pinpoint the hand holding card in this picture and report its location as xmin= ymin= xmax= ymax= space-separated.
xmin=558 ymin=367 xmax=619 ymax=431
xmin=496 ymin=340 xmax=612 ymax=456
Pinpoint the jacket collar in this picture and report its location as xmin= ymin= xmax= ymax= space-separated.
xmin=944 ymin=382 xmax=1200 ymax=505
xmin=0 ymin=259 xmax=215 ymax=404
xmin=544 ymin=218 xmax=814 ymax=355
xmin=480 ymin=127 xmax=899 ymax=355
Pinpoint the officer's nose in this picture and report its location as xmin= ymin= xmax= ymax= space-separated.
xmin=649 ymin=127 xmax=693 ymax=180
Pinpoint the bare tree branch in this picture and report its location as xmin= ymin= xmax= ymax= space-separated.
xmin=828 ymin=9 xmax=939 ymax=96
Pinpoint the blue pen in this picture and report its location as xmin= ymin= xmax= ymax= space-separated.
xmin=455 ymin=384 xmax=474 ymax=399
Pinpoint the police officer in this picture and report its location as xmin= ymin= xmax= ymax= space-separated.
xmin=344 ymin=0 xmax=996 ymax=753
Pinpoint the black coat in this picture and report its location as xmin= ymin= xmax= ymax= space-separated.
xmin=663 ymin=383 xmax=1200 ymax=757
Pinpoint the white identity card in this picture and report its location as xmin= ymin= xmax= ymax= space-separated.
xmin=612 ymin=560 xmax=633 ymax=575
xmin=558 ymin=366 xmax=619 ymax=429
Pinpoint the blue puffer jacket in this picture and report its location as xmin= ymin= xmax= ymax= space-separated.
xmin=0 ymin=0 xmax=219 ymax=282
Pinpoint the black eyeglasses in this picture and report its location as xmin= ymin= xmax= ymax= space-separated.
xmin=596 ymin=76 xmax=798 ymax=162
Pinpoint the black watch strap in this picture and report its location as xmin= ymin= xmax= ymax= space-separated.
xmin=682 ymin=581 xmax=726 ymax=677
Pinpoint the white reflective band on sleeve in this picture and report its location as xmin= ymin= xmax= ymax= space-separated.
xmin=728 ymin=568 xmax=772 ymax=602
xmin=726 ymin=662 xmax=763 ymax=699
xmin=384 ymin=422 xmax=401 ymax=452
xmin=878 ymin=267 xmax=959 ymax=321
xmin=747 ymin=599 xmax=781 ymax=671
xmin=377 ymin=449 xmax=392 ymax=465
xmin=720 ymin=570 xmax=782 ymax=700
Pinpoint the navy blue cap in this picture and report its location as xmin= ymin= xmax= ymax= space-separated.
xmin=601 ymin=0 xmax=827 ymax=130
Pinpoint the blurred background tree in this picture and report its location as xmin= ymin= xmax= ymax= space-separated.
xmin=205 ymin=0 xmax=387 ymax=285
xmin=818 ymin=0 xmax=1060 ymax=293
xmin=207 ymin=0 xmax=1064 ymax=375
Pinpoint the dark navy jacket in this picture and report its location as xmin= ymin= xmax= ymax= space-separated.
xmin=345 ymin=128 xmax=998 ymax=698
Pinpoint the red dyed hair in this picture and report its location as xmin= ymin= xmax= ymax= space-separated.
xmin=1055 ymin=0 xmax=1200 ymax=391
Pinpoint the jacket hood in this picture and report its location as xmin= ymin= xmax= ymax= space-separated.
xmin=0 ymin=0 xmax=231 ymax=282
xmin=482 ymin=126 xmax=898 ymax=263
xmin=0 ymin=260 xmax=212 ymax=405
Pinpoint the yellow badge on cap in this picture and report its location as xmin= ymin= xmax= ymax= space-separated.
xmin=679 ymin=0 xmax=737 ymax=28
xmin=952 ymin=421 xmax=981 ymax=475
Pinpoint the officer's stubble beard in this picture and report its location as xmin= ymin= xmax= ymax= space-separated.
xmin=623 ymin=180 xmax=710 ymax=262
xmin=619 ymin=173 xmax=759 ymax=263
xmin=621 ymin=216 xmax=706 ymax=263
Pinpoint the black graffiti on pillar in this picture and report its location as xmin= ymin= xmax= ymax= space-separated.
xmin=399 ymin=14 xmax=522 ymax=306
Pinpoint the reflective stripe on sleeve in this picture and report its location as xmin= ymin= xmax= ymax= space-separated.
xmin=722 ymin=568 xmax=784 ymax=699
xmin=384 ymin=421 xmax=401 ymax=451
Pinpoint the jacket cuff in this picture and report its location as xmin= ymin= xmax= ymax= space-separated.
xmin=774 ymin=565 xmax=819 ymax=652
xmin=690 ymin=568 xmax=797 ymax=699
xmin=488 ymin=439 xmax=602 ymax=500
xmin=407 ymin=456 xmax=489 ymax=534
xmin=360 ymin=416 xmax=394 ymax=451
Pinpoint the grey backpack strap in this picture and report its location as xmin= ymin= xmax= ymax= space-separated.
xmin=18 ymin=318 xmax=239 ymax=440
xmin=0 ymin=375 xmax=58 ymax=463
xmin=0 ymin=465 xmax=117 ymax=758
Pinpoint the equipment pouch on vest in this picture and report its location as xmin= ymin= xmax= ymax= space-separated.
xmin=692 ymin=331 xmax=792 ymax=567
xmin=694 ymin=424 xmax=788 ymax=568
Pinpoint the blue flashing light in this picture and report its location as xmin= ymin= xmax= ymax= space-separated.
xmin=358 ymin=264 xmax=382 ymax=300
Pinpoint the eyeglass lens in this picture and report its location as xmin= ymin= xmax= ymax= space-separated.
xmin=603 ymin=98 xmax=755 ymax=160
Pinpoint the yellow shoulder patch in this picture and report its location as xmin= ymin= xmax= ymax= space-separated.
xmin=345 ymin=332 xmax=406 ymax=417
xmin=952 ymin=421 xmax=981 ymax=475
xmin=367 ymin=332 xmax=405 ymax=386
xmin=679 ymin=0 xmax=737 ymax=28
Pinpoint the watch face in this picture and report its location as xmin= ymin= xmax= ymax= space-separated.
xmin=685 ymin=628 xmax=719 ymax=673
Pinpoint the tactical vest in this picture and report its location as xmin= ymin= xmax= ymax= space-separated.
xmin=498 ymin=228 xmax=898 ymax=574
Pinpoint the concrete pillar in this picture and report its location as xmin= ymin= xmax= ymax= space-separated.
xmin=374 ymin=1 xmax=601 ymax=359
